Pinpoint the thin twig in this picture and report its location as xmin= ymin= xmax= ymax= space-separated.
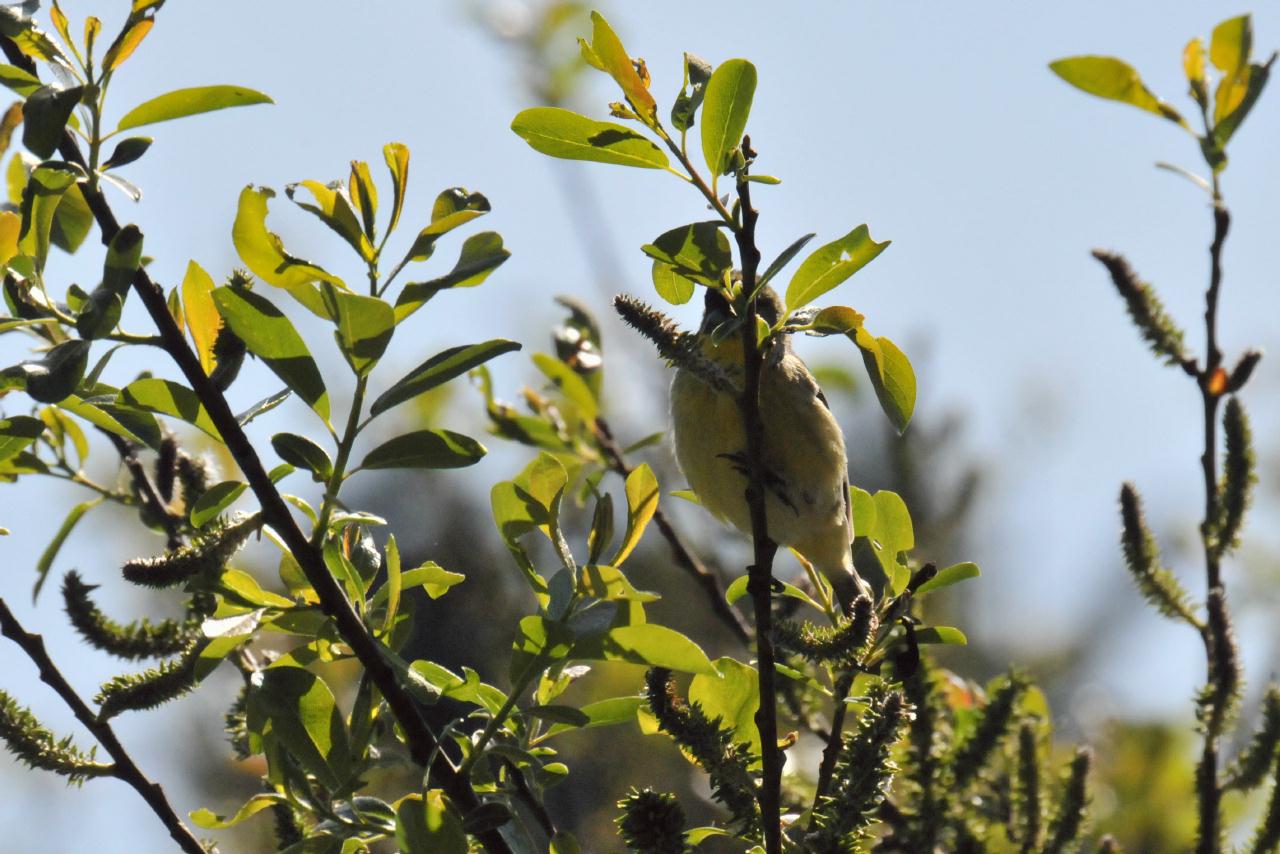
xmin=0 ymin=598 xmax=206 ymax=854
xmin=732 ymin=136 xmax=784 ymax=854
xmin=593 ymin=417 xmax=752 ymax=645
xmin=814 ymin=671 xmax=856 ymax=805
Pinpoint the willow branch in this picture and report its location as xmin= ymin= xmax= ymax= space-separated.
xmin=0 ymin=598 xmax=205 ymax=854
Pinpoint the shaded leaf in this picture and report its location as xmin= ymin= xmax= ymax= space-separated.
xmin=852 ymin=328 xmax=915 ymax=434
xmin=271 ymin=432 xmax=332 ymax=481
xmin=248 ymin=666 xmax=351 ymax=790
xmin=701 ymin=58 xmax=756 ymax=177
xmin=394 ymin=232 xmax=510 ymax=322
xmin=22 ymin=84 xmax=83 ymax=158
xmin=371 ymin=338 xmax=520 ymax=417
xmin=331 ymin=290 xmax=394 ymax=375
xmin=0 ymin=415 xmax=42 ymax=461
xmin=359 ymin=429 xmax=485 ymax=470
xmin=641 ymin=221 xmax=732 ymax=286
xmin=189 ymin=480 xmax=247 ymax=528
xmin=119 ymin=377 xmax=221 ymax=440
xmin=101 ymin=136 xmax=152 ymax=170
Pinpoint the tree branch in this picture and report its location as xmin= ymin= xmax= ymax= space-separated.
xmin=0 ymin=598 xmax=206 ymax=854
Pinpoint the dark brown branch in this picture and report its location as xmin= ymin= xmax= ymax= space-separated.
xmin=732 ymin=136 xmax=783 ymax=854
xmin=45 ymin=120 xmax=514 ymax=854
xmin=0 ymin=598 xmax=205 ymax=854
xmin=593 ymin=417 xmax=752 ymax=646
xmin=814 ymin=671 xmax=856 ymax=805
xmin=99 ymin=430 xmax=183 ymax=551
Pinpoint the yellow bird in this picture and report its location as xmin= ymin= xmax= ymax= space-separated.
xmin=670 ymin=287 xmax=871 ymax=611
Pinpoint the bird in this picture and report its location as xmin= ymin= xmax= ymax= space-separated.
xmin=669 ymin=286 xmax=871 ymax=612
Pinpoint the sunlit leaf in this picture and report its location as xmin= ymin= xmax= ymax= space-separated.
xmin=612 ymin=463 xmax=658 ymax=565
xmin=852 ymin=327 xmax=915 ymax=434
xmin=331 ymin=290 xmax=394 ymax=375
xmin=394 ymin=232 xmax=510 ymax=322
xmin=248 ymin=666 xmax=351 ymax=790
xmin=581 ymin=12 xmax=657 ymax=125
xmin=181 ymin=260 xmax=220 ymax=375
xmin=641 ymin=221 xmax=732 ymax=286
xmin=689 ymin=657 xmax=760 ymax=757
xmin=914 ymin=561 xmax=980 ymax=596
xmin=231 ymin=185 xmax=345 ymax=294
xmin=785 ymin=225 xmax=889 ymax=311
xmin=285 ymin=179 xmax=370 ymax=261
xmin=701 ymin=58 xmax=756 ymax=177
xmin=189 ymin=480 xmax=247 ymax=528
xmin=511 ymin=107 xmax=669 ymax=169
xmin=383 ymin=142 xmax=410 ymax=236
xmin=359 ymin=429 xmax=486 ymax=470
xmin=371 ymin=339 xmax=520 ymax=417
xmin=116 ymin=85 xmax=273 ymax=131
xmin=119 ymin=377 xmax=221 ymax=440
xmin=190 ymin=793 xmax=287 ymax=830
xmin=1049 ymin=55 xmax=1187 ymax=127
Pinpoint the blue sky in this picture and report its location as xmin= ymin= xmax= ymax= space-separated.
xmin=1 ymin=2 xmax=1278 ymax=849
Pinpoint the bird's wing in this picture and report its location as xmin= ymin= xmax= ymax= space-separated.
xmin=815 ymin=386 xmax=854 ymax=532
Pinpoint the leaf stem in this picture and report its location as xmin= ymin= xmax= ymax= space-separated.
xmin=312 ymin=375 xmax=367 ymax=546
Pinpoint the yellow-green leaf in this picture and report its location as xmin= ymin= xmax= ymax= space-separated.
xmin=582 ymin=12 xmax=656 ymax=126
xmin=785 ymin=225 xmax=889 ymax=311
xmin=852 ymin=328 xmax=915 ymax=434
xmin=181 ymin=260 xmax=220 ymax=375
xmin=511 ymin=107 xmax=669 ymax=170
xmin=231 ymin=185 xmax=345 ymax=293
xmin=116 ymin=85 xmax=273 ymax=131
xmin=383 ymin=142 xmax=410 ymax=236
xmin=612 ymin=463 xmax=658 ymax=565
xmin=701 ymin=58 xmax=757 ymax=178
xmin=1049 ymin=55 xmax=1187 ymax=127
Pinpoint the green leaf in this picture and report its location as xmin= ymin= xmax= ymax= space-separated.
xmin=1213 ymin=62 xmax=1269 ymax=147
xmin=0 ymin=64 xmax=40 ymax=98
xmin=190 ymin=794 xmax=287 ymax=830
xmin=331 ymin=290 xmax=394 ymax=375
xmin=119 ymin=378 xmax=221 ymax=440
xmin=51 ymin=184 xmax=93 ymax=254
xmin=396 ymin=791 xmax=467 ymax=854
xmin=359 ymin=429 xmax=486 ymax=470
xmin=399 ymin=188 xmax=491 ymax=265
xmin=383 ymin=142 xmax=410 ymax=236
xmin=33 ymin=497 xmax=102 ymax=601
xmin=785 ymin=225 xmax=890 ymax=311
xmin=57 ymin=394 xmax=160 ymax=448
xmin=510 ymin=107 xmax=669 ymax=169
xmin=19 ymin=161 xmax=82 ymax=272
xmin=596 ymin=624 xmax=716 ymax=675
xmin=116 ymin=85 xmax=273 ymax=131
xmin=641 ymin=221 xmax=732 ymax=286
xmin=101 ymin=223 xmax=143 ymax=296
xmin=189 ymin=480 xmax=247 ymax=528
xmin=1049 ymin=56 xmax=1187 ymax=127
xmin=689 ymin=657 xmax=760 ymax=757
xmin=851 ymin=487 xmax=914 ymax=595
xmin=612 ymin=463 xmax=658 ymax=565
xmin=533 ymin=352 xmax=598 ymax=421
xmin=580 ymin=12 xmax=657 ymax=125
xmin=371 ymin=339 xmax=520 ymax=418
xmin=212 ymin=286 xmax=330 ymax=422
xmin=915 ymin=626 xmax=968 ymax=646
xmin=22 ymin=84 xmax=84 ymax=159
xmin=248 ymin=666 xmax=351 ymax=790
xmin=651 ymin=260 xmax=696 ymax=305
xmin=0 ymin=415 xmax=43 ymax=462
xmin=237 ymin=388 xmax=292 ymax=427
xmin=724 ymin=574 xmax=824 ymax=613
xmin=852 ymin=327 xmax=915 ymax=434
xmin=578 ymin=564 xmax=659 ymax=603
xmin=540 ymin=696 xmax=644 ymax=739
xmin=759 ymin=233 xmax=815 ymax=290
xmin=394 ymin=232 xmax=510 ymax=323
xmin=914 ymin=561 xmax=980 ymax=596
xmin=347 ymin=160 xmax=377 ymax=238
xmin=701 ymin=58 xmax=756 ymax=177
xmin=17 ymin=339 xmax=89 ymax=403
xmin=382 ymin=534 xmax=402 ymax=631
xmin=101 ymin=136 xmax=153 ymax=170
xmin=398 ymin=562 xmax=465 ymax=600
xmin=271 ymin=433 xmax=333 ymax=481
xmin=550 ymin=833 xmax=583 ymax=854
xmin=285 ymin=180 xmax=370 ymax=261
xmin=1210 ymin=15 xmax=1252 ymax=77
xmin=231 ymin=185 xmax=345 ymax=294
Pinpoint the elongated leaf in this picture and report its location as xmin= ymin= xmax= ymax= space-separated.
xmin=33 ymin=496 xmax=102 ymax=601
xmin=212 ymin=286 xmax=329 ymax=421
xmin=19 ymin=161 xmax=81 ymax=272
xmin=0 ymin=64 xmax=40 ymax=97
xmin=190 ymin=794 xmax=287 ymax=830
xmin=248 ymin=666 xmax=351 ymax=790
xmin=541 ymin=696 xmax=644 ymax=739
xmin=331 ymin=291 xmax=394 ymax=375
xmin=17 ymin=339 xmax=89 ymax=403
xmin=1050 ymin=56 xmax=1187 ymax=127
xmin=371 ymin=339 xmax=520 ymax=417
xmin=759 ymin=233 xmax=816 ymax=289
xmin=701 ymin=58 xmax=756 ymax=177
xmin=914 ymin=561 xmax=980 ymax=596
xmin=582 ymin=12 xmax=656 ymax=124
xmin=852 ymin=328 xmax=915 ymax=434
xmin=285 ymin=179 xmax=370 ymax=260
xmin=641 ymin=221 xmax=732 ymax=286
xmin=101 ymin=136 xmax=152 ymax=170
xmin=533 ymin=352 xmax=597 ymax=421
xmin=0 ymin=415 xmax=43 ymax=461
xmin=57 ymin=395 xmax=160 ymax=448
xmin=189 ymin=480 xmax=247 ymax=528
xmin=394 ymin=232 xmax=510 ymax=322
xmin=597 ymin=624 xmax=716 ymax=675
xmin=271 ymin=432 xmax=332 ymax=481
xmin=181 ymin=260 xmax=220 ymax=374
xmin=612 ymin=464 xmax=658 ymax=565
xmin=22 ymin=84 xmax=83 ymax=158
xmin=915 ymin=626 xmax=968 ymax=645
xmin=51 ymin=184 xmax=92 ymax=254
xmin=231 ymin=185 xmax=344 ymax=293
xmin=116 ymin=85 xmax=273 ymax=131
xmin=383 ymin=142 xmax=410 ymax=236
xmin=360 ymin=429 xmax=486 ymax=470
xmin=511 ymin=107 xmax=669 ymax=169
xmin=237 ymin=388 xmax=291 ymax=427
xmin=786 ymin=225 xmax=890 ymax=311
xmin=119 ymin=377 xmax=221 ymax=440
